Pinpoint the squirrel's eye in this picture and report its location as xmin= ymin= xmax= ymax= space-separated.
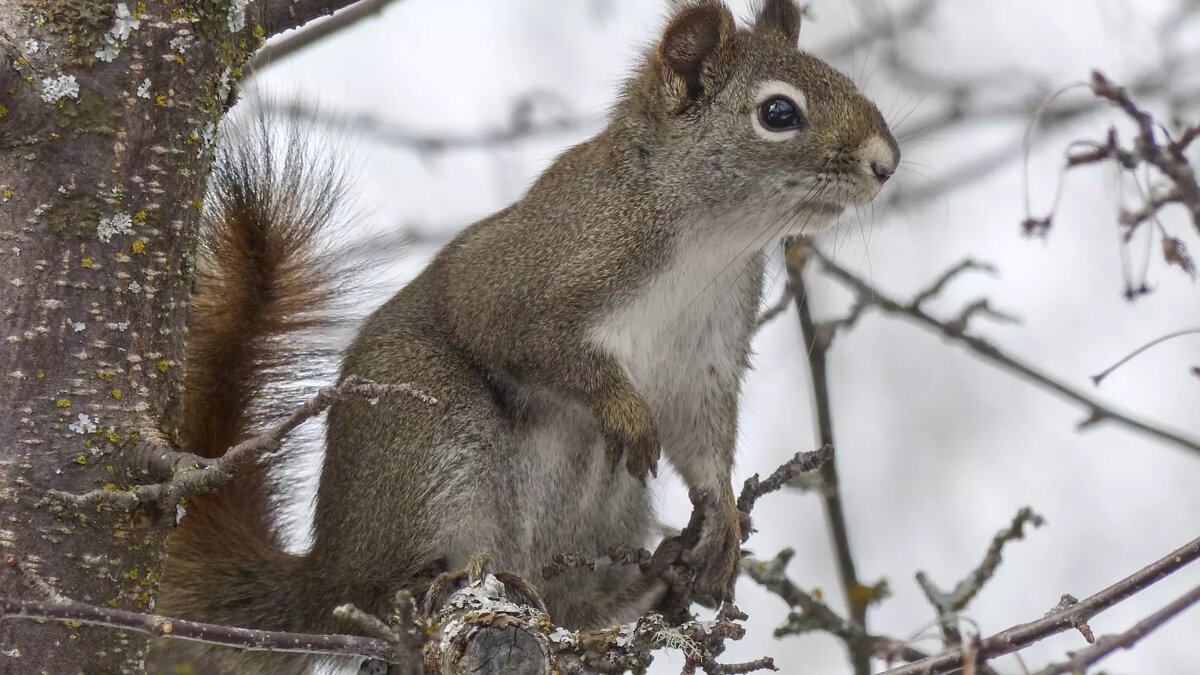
xmin=758 ymin=96 xmax=803 ymax=131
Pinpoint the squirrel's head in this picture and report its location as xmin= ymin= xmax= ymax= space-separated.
xmin=624 ymin=0 xmax=898 ymax=232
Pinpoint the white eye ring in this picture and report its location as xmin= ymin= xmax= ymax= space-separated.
xmin=751 ymin=80 xmax=808 ymax=142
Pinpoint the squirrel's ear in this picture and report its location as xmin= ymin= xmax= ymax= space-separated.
xmin=753 ymin=0 xmax=802 ymax=44
xmin=658 ymin=1 xmax=738 ymax=100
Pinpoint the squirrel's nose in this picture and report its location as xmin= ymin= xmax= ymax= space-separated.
xmin=871 ymin=160 xmax=894 ymax=183
xmin=856 ymin=134 xmax=899 ymax=185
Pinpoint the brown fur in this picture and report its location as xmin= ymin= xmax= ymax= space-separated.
xmin=154 ymin=120 xmax=359 ymax=673
xmin=155 ymin=2 xmax=897 ymax=672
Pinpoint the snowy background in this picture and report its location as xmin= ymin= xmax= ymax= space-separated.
xmin=242 ymin=1 xmax=1200 ymax=672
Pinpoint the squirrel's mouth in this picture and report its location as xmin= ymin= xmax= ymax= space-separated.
xmin=802 ymin=200 xmax=846 ymax=215
xmin=786 ymin=173 xmax=883 ymax=209
xmin=782 ymin=179 xmax=851 ymax=215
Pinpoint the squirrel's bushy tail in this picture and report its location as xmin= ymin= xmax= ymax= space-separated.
xmin=153 ymin=119 xmax=355 ymax=673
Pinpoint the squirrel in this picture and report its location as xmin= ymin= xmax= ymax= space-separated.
xmin=155 ymin=0 xmax=898 ymax=672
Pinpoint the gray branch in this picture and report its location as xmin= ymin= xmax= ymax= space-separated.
xmin=879 ymin=535 xmax=1200 ymax=674
xmin=915 ymin=508 xmax=1045 ymax=646
xmin=803 ymin=244 xmax=1200 ymax=457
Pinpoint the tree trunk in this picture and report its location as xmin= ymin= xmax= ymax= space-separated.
xmin=0 ymin=2 xmax=352 ymax=671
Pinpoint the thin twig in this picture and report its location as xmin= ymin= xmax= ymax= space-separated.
xmin=911 ymin=260 xmax=998 ymax=308
xmin=699 ymin=656 xmax=778 ymax=674
xmin=329 ymin=594 xmax=424 ymax=675
xmin=542 ymin=547 xmax=651 ymax=581
xmin=1091 ymin=328 xmax=1200 ymax=386
xmin=879 ymin=535 xmax=1200 ymax=674
xmin=736 ymin=445 xmax=833 ymax=517
xmin=887 ymin=73 xmax=1199 ymax=210
xmin=741 ymin=551 xmax=930 ymax=664
xmin=755 ymin=284 xmax=795 ymax=328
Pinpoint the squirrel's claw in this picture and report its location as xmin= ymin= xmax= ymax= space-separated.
xmin=598 ymin=395 xmax=661 ymax=482
xmin=603 ymin=433 xmax=660 ymax=484
xmin=624 ymin=432 xmax=661 ymax=483
xmin=684 ymin=491 xmax=742 ymax=607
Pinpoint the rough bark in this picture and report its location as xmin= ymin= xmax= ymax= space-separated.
xmin=0 ymin=1 xmax=354 ymax=672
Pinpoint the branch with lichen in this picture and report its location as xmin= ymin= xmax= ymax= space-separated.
xmin=742 ymin=550 xmax=930 ymax=667
xmin=42 ymin=376 xmax=438 ymax=514
xmin=737 ymin=444 xmax=834 ymax=518
xmin=422 ymin=565 xmax=777 ymax=675
xmin=3 ymin=448 xmax=830 ymax=673
xmin=915 ymin=507 xmax=1045 ymax=647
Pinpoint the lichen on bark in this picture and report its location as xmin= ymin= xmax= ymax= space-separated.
xmin=0 ymin=0 xmax=265 ymax=671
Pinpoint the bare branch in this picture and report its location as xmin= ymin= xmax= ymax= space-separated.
xmin=887 ymin=74 xmax=1199 ymax=210
xmin=0 ymin=552 xmax=396 ymax=662
xmin=4 ymin=446 xmax=830 ymax=672
xmin=782 ymin=240 xmax=874 ymax=675
xmin=43 ymin=377 xmax=438 ymax=513
xmin=2 ymin=549 xmax=770 ymax=673
xmin=915 ymin=508 xmax=1045 ymax=646
xmin=1119 ymin=187 xmax=1185 ymax=229
xmin=426 ymin=567 xmax=773 ymax=674
xmin=249 ymin=0 xmax=407 ymax=76
xmin=805 ymin=244 xmax=1200 ymax=457
xmin=255 ymin=0 xmax=368 ymax=39
xmin=1050 ymin=85 xmax=1200 ymax=294
xmin=879 ymin=535 xmax=1200 ymax=674
xmin=742 ymin=551 xmax=929 ymax=665
xmin=943 ymin=299 xmax=1023 ymax=337
xmin=265 ymin=98 xmax=603 ymax=153
xmin=1030 ymin=584 xmax=1200 ymax=675
xmin=911 ymin=260 xmax=998 ymax=309
xmin=698 ymin=656 xmax=779 ymax=674
xmin=0 ymin=595 xmax=396 ymax=660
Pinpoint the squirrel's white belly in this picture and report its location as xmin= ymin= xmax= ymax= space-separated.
xmin=494 ymin=225 xmax=768 ymax=622
xmin=588 ymin=225 xmax=766 ymax=485
xmin=589 ymin=228 xmax=764 ymax=406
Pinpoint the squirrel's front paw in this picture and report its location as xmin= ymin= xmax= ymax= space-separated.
xmin=598 ymin=394 xmax=661 ymax=482
xmin=685 ymin=491 xmax=742 ymax=606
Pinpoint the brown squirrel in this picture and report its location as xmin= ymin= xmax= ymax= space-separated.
xmin=155 ymin=0 xmax=898 ymax=671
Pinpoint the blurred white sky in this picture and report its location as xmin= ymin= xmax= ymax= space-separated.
xmin=247 ymin=1 xmax=1200 ymax=672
